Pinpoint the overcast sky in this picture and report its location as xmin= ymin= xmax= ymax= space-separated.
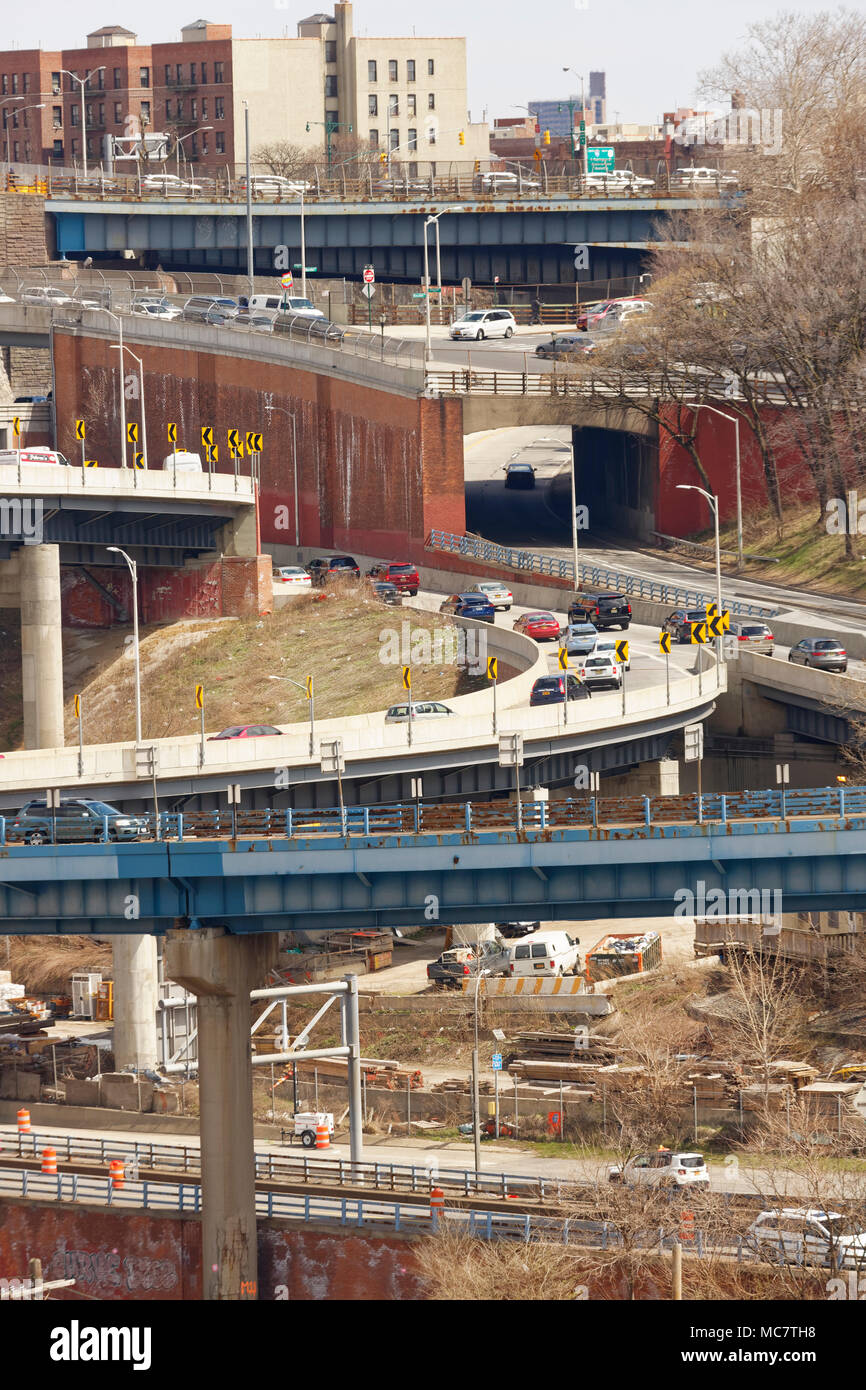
xmin=4 ymin=0 xmax=828 ymax=124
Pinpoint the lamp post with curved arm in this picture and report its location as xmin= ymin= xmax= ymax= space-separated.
xmin=175 ymin=124 xmax=213 ymax=180
xmin=692 ymin=402 xmax=743 ymax=569
xmin=676 ymin=483 xmax=723 ymax=660
xmin=106 ymin=545 xmax=141 ymax=743
xmin=61 ymin=68 xmax=105 ymax=179
xmin=2 ymin=99 xmax=45 ymax=166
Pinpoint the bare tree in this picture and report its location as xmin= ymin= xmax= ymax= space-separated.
xmin=714 ymin=946 xmax=810 ymax=1106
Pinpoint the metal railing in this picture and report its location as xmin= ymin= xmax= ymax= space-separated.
xmin=1 ymin=786 xmax=861 ymax=847
xmin=426 ymin=528 xmax=778 ymax=617
xmin=425 ymin=367 xmax=791 ymax=408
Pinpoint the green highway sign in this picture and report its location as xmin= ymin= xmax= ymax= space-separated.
xmin=293 ymin=265 xmax=318 ymax=272
xmin=587 ymin=147 xmax=615 ymax=172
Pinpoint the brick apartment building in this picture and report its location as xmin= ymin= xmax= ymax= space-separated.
xmin=0 ymin=3 xmax=488 ymax=175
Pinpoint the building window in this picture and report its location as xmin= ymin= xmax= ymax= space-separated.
xmin=71 ymin=137 xmax=78 ymax=156
xmin=86 ymin=137 xmax=93 ymax=156
xmin=13 ymin=141 xmax=19 ymax=160
xmin=11 ymin=73 xmax=18 ymax=94
xmin=113 ymin=68 xmax=122 ymax=89
xmin=175 ymin=99 xmax=183 ymax=119
xmin=389 ymin=128 xmax=399 ymax=151
xmin=428 ymin=59 xmax=435 ymax=76
xmin=428 ymin=93 xmax=435 ymax=110
xmin=85 ymin=104 xmax=93 ymax=125
xmin=368 ymin=94 xmax=378 ymax=117
xmin=70 ymin=104 xmax=79 ymax=127
xmin=214 ymin=61 xmax=224 ymax=83
xmin=325 ymin=75 xmax=338 ymax=98
xmin=165 ymin=100 xmax=172 ymax=120
xmin=191 ymin=134 xmax=198 ymax=157
xmin=140 ymin=66 xmax=150 ymax=89
xmin=114 ymin=102 xmax=122 ymax=124
xmin=52 ymin=139 xmax=63 ymax=158
xmin=325 ymin=40 xmax=337 ymax=63
xmin=23 ymin=73 xmax=30 ymax=93
xmin=407 ymin=60 xmax=416 ymax=83
xmin=215 ymin=130 xmax=225 ymax=153
xmin=190 ymin=62 xmax=197 ymax=83
xmin=98 ymin=103 xmax=105 ymax=126
xmin=175 ymin=64 xmax=182 ymax=82
xmin=368 ymin=128 xmax=378 ymax=147
xmin=96 ymin=70 xmax=104 ymax=90
xmin=164 ymin=64 xmax=172 ymax=83
xmin=191 ymin=98 xmax=198 ymax=119
xmin=408 ymin=128 xmax=417 ymax=152
xmin=52 ymin=72 xmax=62 ymax=94
xmin=407 ymin=93 xmax=416 ymax=117
xmin=202 ymin=134 xmax=209 ymax=154
xmin=409 ymin=161 xmax=418 ymax=177
xmin=52 ymin=106 xmax=62 ymax=129
xmin=214 ymin=95 xmax=224 ymax=119
xmin=10 ymin=110 xmax=18 ymax=128
xmin=389 ymin=94 xmax=398 ymax=116
xmin=368 ymin=59 xmax=377 ymax=82
xmin=0 ymin=76 xmax=6 ymax=96
xmin=140 ymin=101 xmax=150 ymax=123
xmin=388 ymin=59 xmax=398 ymax=82
xmin=201 ymin=62 xmax=207 ymax=84
xmin=201 ymin=97 xmax=208 ymax=118
xmin=427 ymin=126 xmax=436 ymax=145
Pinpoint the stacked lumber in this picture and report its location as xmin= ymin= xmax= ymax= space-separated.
xmin=509 ymin=1030 xmax=620 ymax=1063
xmin=766 ymin=1059 xmax=819 ymax=1088
xmin=289 ymin=1055 xmax=424 ymax=1090
xmin=430 ymin=1077 xmax=496 ymax=1096
xmin=508 ymin=1059 xmax=607 ymax=1084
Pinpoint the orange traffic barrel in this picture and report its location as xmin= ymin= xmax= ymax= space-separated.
xmin=680 ymin=1209 xmax=696 ymax=1242
xmin=16 ymin=1108 xmax=31 ymax=1134
xmin=430 ymin=1186 xmax=445 ymax=1217
xmin=109 ymin=1159 xmax=125 ymax=1189
xmin=41 ymin=1147 xmax=58 ymax=1175
xmin=315 ymin=1122 xmax=330 ymax=1150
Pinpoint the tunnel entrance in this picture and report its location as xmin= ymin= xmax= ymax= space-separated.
xmin=546 ymin=426 xmax=658 ymax=543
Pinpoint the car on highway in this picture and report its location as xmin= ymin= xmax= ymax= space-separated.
xmin=609 ymin=1149 xmax=710 ymax=1190
xmin=182 ymin=294 xmax=241 ymax=323
xmin=439 ymin=592 xmax=496 ymax=622
xmin=747 ymin=1209 xmax=866 ymax=1269
xmin=449 ymin=309 xmax=517 ymax=341
xmin=663 ymin=608 xmax=709 ymax=643
xmin=366 ymin=561 xmax=420 ymax=595
xmin=131 ymin=301 xmax=183 ymax=321
xmin=504 ymin=461 xmax=535 ymax=489
xmin=530 ymin=674 xmax=591 ymax=706
xmin=787 ymin=637 xmax=847 ymax=673
xmin=496 ymin=920 xmax=541 ymax=937
xmin=307 ymin=555 xmax=361 ymax=585
xmin=513 ymin=610 xmax=561 ymax=641
xmin=670 ymin=166 xmax=738 ymax=189
xmin=233 ymin=311 xmax=275 ymax=333
xmin=0 ymin=447 xmax=69 ymax=467
xmin=575 ymin=652 xmax=622 ymax=689
xmin=569 ymin=594 xmax=631 ymax=631
xmin=592 ymin=636 xmax=631 ymax=671
xmin=586 ymin=297 xmax=649 ymax=330
xmin=729 ymin=621 xmax=774 ymax=655
xmin=9 ymin=798 xmax=148 ymax=844
xmin=467 ymin=581 xmax=513 ymax=611
xmin=248 ymin=293 xmax=325 ymax=321
xmin=584 ymin=170 xmax=654 ymax=193
xmin=272 ymin=565 xmax=312 ymax=593
xmin=384 ymin=701 xmax=455 ymax=723
xmin=21 ymin=285 xmax=74 ymax=307
xmin=535 ymin=333 xmax=597 ymax=359
xmin=142 ymin=173 xmax=202 ymax=195
xmin=371 ymin=177 xmax=431 ymax=194
xmin=370 ymin=580 xmax=401 ymax=605
xmin=477 ymin=171 xmax=541 ymax=193
xmin=563 ymin=621 xmax=599 ymax=656
xmin=0 ymin=290 xmax=15 ymax=304
xmin=207 ymin=724 xmax=285 ymax=741
xmin=237 ymin=175 xmax=310 ymax=197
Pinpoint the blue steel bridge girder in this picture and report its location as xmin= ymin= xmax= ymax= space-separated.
xmin=1 ymin=818 xmax=866 ymax=935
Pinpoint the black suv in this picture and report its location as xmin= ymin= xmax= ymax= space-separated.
xmin=9 ymin=799 xmax=148 ymax=845
xmin=663 ymin=608 xmax=708 ymax=643
xmin=568 ymin=593 xmax=631 ymax=631
xmin=307 ymin=555 xmax=361 ymax=586
xmin=530 ymin=675 xmax=592 ymax=706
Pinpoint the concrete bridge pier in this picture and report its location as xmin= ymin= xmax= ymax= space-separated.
xmin=19 ymin=543 xmax=64 ymax=749
xmin=111 ymin=935 xmax=159 ymax=1072
xmin=165 ymin=927 xmax=279 ymax=1301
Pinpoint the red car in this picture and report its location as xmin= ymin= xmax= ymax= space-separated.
xmin=207 ymin=724 xmax=284 ymax=741
xmin=367 ymin=562 xmax=420 ymax=595
xmin=513 ymin=611 xmax=562 ymax=641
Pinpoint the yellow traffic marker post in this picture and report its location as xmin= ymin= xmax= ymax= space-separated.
xmin=74 ymin=693 xmax=83 ymax=777
xmin=659 ymin=630 xmax=672 ymax=704
xmin=402 ymin=665 xmax=412 ymax=745
xmin=616 ymin=639 xmax=629 ymax=716
xmin=195 ymin=684 xmax=205 ymax=767
xmin=557 ymin=643 xmax=569 ymax=724
xmin=305 ymin=675 xmax=315 ymax=758
xmin=75 ymin=418 xmax=86 ymax=470
xmin=487 ymin=655 xmax=498 ymax=734
xmin=691 ymin=620 xmax=708 ymax=696
xmin=167 ymin=422 xmax=178 ymax=446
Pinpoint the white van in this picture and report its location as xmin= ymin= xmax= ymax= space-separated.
xmin=508 ymin=930 xmax=581 ymax=978
xmin=249 ymin=293 xmax=325 ymax=321
xmin=162 ymin=450 xmax=203 ymax=473
xmin=0 ymin=448 xmax=69 ymax=467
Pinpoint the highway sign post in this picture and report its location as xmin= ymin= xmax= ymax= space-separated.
xmin=76 ymin=418 xmax=86 ymax=468
xmin=74 ymin=694 xmax=83 ymax=777
xmin=616 ymin=640 xmax=629 ymax=716
xmin=659 ymin=630 xmax=671 ymax=703
xmin=684 ymin=723 xmax=704 ymax=800
xmin=557 ymin=645 xmax=570 ymax=725
xmin=402 ymin=665 xmax=413 ymax=744
xmin=586 ymin=147 xmax=614 ymax=173
xmin=499 ymin=732 xmax=525 ymax=831
xmin=320 ymin=738 xmax=345 ymax=820
xmin=195 ymin=684 xmax=205 ymax=767
xmin=487 ymin=654 xmax=498 ymax=734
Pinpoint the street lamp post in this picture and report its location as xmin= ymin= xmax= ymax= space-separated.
xmin=692 ymin=403 xmax=743 ymax=569
xmin=472 ymin=967 xmax=491 ymax=1174
xmin=110 ymin=343 xmax=147 ymax=468
xmin=563 ymin=68 xmax=589 ymax=181
xmin=242 ymin=101 xmax=254 ymax=299
xmin=423 ymin=211 xmax=461 ymax=355
xmin=91 ymin=309 xmax=127 ymax=467
xmin=107 ymin=546 xmax=142 ymax=743
xmin=61 ymin=68 xmax=105 ymax=179
xmin=175 ymin=125 xmax=213 ymax=180
xmin=676 ymin=484 xmax=723 ymax=660
xmin=2 ymin=100 xmax=45 ymax=166
xmin=267 ymin=675 xmax=315 ymax=757
xmin=265 ymin=406 xmax=299 ymax=549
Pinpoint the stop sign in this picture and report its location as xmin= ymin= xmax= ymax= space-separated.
xmin=363 ymin=265 xmax=375 ymax=284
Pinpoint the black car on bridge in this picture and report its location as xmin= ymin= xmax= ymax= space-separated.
xmin=568 ymin=594 xmax=631 ymax=631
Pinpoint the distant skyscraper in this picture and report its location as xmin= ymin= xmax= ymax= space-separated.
xmin=589 ymin=71 xmax=606 ymax=125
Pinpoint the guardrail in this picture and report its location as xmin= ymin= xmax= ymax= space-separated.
xmin=425 ymin=368 xmax=790 ymax=408
xmin=426 ymin=528 xmax=778 ymax=617
xmin=0 ymin=459 xmax=256 ymax=498
xmin=0 ymin=786 xmax=859 ymax=847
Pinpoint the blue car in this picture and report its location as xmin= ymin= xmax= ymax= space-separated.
xmin=439 ymin=592 xmax=496 ymax=623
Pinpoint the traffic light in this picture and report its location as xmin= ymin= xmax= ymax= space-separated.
xmin=458 ymin=130 xmax=465 ymax=146
xmin=543 ymin=129 xmax=551 ymax=146
xmin=380 ymin=151 xmax=387 ymax=163
xmin=474 ymin=159 xmax=480 ymax=172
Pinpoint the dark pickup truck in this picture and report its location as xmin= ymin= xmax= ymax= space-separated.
xmin=427 ymin=943 xmax=511 ymax=989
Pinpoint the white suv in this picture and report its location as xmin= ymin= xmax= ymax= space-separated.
xmin=748 ymin=1209 xmax=866 ymax=1269
xmin=609 ymin=1150 xmax=710 ymax=1189
xmin=450 ymin=309 xmax=517 ymax=341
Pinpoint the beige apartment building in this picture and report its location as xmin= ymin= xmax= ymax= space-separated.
xmin=0 ymin=3 xmax=488 ymax=174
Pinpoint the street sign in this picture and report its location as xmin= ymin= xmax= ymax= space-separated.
xmin=707 ymin=611 xmax=729 ymax=638
xmin=401 ymin=666 xmax=411 ymax=691
xmin=498 ymin=732 xmax=524 ymax=767
xmin=12 ymin=417 xmax=20 ymax=438
xmin=615 ymin=640 xmax=629 ymax=664
xmin=133 ymin=452 xmax=144 ymax=469
xmin=690 ymin=621 xmax=708 ymax=645
xmin=167 ymin=422 xmax=177 ymax=445
xmin=75 ymin=419 xmax=85 ymax=441
xmin=83 ymin=458 xmax=98 ymax=467
xmin=487 ymin=656 xmax=498 ymax=681
xmin=280 ymin=272 xmax=293 ymax=289
xmin=320 ymin=738 xmax=345 ymax=776
xmin=684 ymin=724 xmax=704 ymax=762
xmin=293 ymin=265 xmax=318 ymax=272
xmin=706 ymin=602 xmax=719 ymax=619
xmin=227 ymin=428 xmax=239 ymax=452
xmin=126 ymin=422 xmax=138 ymax=444
xmin=491 ymin=1053 xmax=503 ymax=1071
xmin=226 ymin=783 xmax=241 ymax=806
xmin=586 ymin=147 xmax=615 ymax=172
xmin=305 ymin=676 xmax=313 ymax=700
xmin=246 ymin=431 xmax=263 ymax=452
xmin=363 ymin=265 xmax=375 ymax=285
xmin=209 ymin=444 xmax=219 ymax=464
xmin=659 ymin=631 xmax=672 ymax=655
xmin=462 ymin=276 xmax=472 ymax=298
xmin=73 ymin=694 xmax=80 ymax=718
xmin=558 ymin=647 xmax=569 ymax=671
xmin=195 ymin=684 xmax=204 ymax=710
xmin=361 ymin=283 xmax=376 ymax=300
xmin=201 ymin=426 xmax=213 ymax=449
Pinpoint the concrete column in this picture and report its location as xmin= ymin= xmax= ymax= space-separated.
xmin=111 ymin=934 xmax=159 ymax=1072
xmin=165 ymin=928 xmax=279 ymax=1302
xmin=601 ymin=759 xmax=681 ymax=798
xmin=19 ymin=543 xmax=64 ymax=749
